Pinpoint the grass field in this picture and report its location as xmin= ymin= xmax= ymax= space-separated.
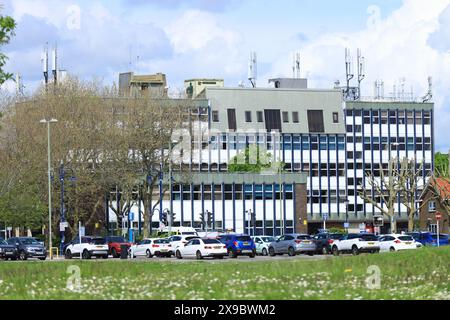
xmin=0 ymin=246 xmax=449 ymax=300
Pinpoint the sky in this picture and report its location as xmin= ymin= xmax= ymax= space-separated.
xmin=2 ymin=0 xmax=450 ymax=151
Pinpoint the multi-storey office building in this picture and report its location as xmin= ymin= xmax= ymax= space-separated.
xmin=109 ymin=81 xmax=434 ymax=235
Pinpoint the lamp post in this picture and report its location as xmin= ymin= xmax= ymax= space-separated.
xmin=40 ymin=118 xmax=58 ymax=260
xmin=344 ymin=198 xmax=350 ymax=233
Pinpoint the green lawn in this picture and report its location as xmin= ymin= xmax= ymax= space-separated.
xmin=0 ymin=246 xmax=449 ymax=300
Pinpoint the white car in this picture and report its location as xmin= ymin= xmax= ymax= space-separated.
xmin=175 ymin=238 xmax=227 ymax=260
xmin=252 ymin=236 xmax=276 ymax=256
xmin=331 ymin=233 xmax=380 ymax=255
xmin=167 ymin=235 xmax=200 ymax=254
xmin=65 ymin=236 xmax=109 ymax=259
xmin=379 ymin=234 xmax=418 ymax=252
xmin=129 ymin=238 xmax=172 ymax=258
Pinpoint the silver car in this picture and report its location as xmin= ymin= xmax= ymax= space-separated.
xmin=252 ymin=236 xmax=276 ymax=256
xmin=268 ymin=234 xmax=316 ymax=256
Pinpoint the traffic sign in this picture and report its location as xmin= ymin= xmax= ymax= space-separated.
xmin=344 ymin=222 xmax=350 ymax=228
xmin=436 ymin=212 xmax=442 ymax=220
xmin=323 ymin=213 xmax=329 ymax=221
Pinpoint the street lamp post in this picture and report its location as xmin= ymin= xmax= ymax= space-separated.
xmin=40 ymin=118 xmax=58 ymax=260
xmin=344 ymin=199 xmax=350 ymax=233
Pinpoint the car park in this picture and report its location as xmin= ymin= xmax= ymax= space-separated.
xmin=0 ymin=238 xmax=17 ymax=260
xmin=7 ymin=237 xmax=47 ymax=260
xmin=168 ymin=235 xmax=200 ymax=255
xmin=378 ymin=234 xmax=418 ymax=252
xmin=218 ymin=234 xmax=256 ymax=258
xmin=175 ymin=238 xmax=227 ymax=260
xmin=64 ymin=236 xmax=109 ymax=259
xmin=331 ymin=233 xmax=380 ymax=255
xmin=129 ymin=238 xmax=172 ymax=258
xmin=105 ymin=236 xmax=132 ymax=258
xmin=313 ymin=233 xmax=345 ymax=254
xmin=268 ymin=234 xmax=316 ymax=256
xmin=251 ymin=236 xmax=276 ymax=256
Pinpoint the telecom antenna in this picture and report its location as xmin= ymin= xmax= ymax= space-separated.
xmin=345 ymin=48 xmax=354 ymax=99
xmin=357 ymin=48 xmax=365 ymax=100
xmin=248 ymin=51 xmax=257 ymax=88
xmin=292 ymin=51 xmax=301 ymax=78
xmin=15 ymin=73 xmax=24 ymax=95
xmin=41 ymin=43 xmax=49 ymax=85
xmin=422 ymin=76 xmax=433 ymax=102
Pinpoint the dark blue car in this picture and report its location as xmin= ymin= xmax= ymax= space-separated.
xmin=407 ymin=232 xmax=449 ymax=246
xmin=218 ymin=234 xmax=256 ymax=258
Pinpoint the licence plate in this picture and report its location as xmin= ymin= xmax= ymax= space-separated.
xmin=368 ymin=242 xmax=374 ymax=245
xmin=5 ymin=252 xmax=14 ymax=255
xmin=303 ymin=241 xmax=311 ymax=244
xmin=405 ymin=242 xmax=411 ymax=245
xmin=243 ymin=242 xmax=249 ymax=246
xmin=214 ymin=246 xmax=222 ymax=249
xmin=161 ymin=249 xmax=167 ymax=252
xmin=242 ymin=250 xmax=252 ymax=253
xmin=96 ymin=246 xmax=104 ymax=248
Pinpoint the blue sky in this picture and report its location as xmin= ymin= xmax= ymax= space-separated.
xmin=2 ymin=0 xmax=450 ymax=151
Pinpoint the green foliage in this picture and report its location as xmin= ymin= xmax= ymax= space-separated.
xmin=434 ymin=152 xmax=449 ymax=177
xmin=0 ymin=10 xmax=16 ymax=85
xmin=328 ymin=227 xmax=346 ymax=234
xmin=228 ymin=145 xmax=285 ymax=173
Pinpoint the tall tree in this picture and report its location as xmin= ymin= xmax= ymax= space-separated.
xmin=434 ymin=152 xmax=449 ymax=177
xmin=0 ymin=7 xmax=16 ymax=86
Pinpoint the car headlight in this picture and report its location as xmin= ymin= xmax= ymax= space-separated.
xmin=0 ymin=248 xmax=3 ymax=253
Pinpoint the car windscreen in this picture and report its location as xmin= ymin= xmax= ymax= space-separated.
xmin=182 ymin=232 xmax=196 ymax=235
xmin=329 ymin=234 xmax=344 ymax=240
xmin=0 ymin=239 xmax=7 ymax=245
xmin=109 ymin=236 xmax=125 ymax=243
xmin=236 ymin=236 xmax=252 ymax=241
xmin=185 ymin=236 xmax=199 ymax=241
xmin=91 ymin=238 xmax=106 ymax=245
xmin=20 ymin=238 xmax=41 ymax=245
xmin=154 ymin=239 xmax=169 ymax=244
xmin=296 ymin=235 xmax=312 ymax=240
xmin=202 ymin=239 xmax=221 ymax=244
xmin=398 ymin=236 xmax=414 ymax=241
xmin=360 ymin=234 xmax=378 ymax=241
xmin=261 ymin=237 xmax=275 ymax=242
xmin=431 ymin=234 xmax=448 ymax=240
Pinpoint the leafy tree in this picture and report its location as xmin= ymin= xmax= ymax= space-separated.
xmin=0 ymin=8 xmax=16 ymax=85
xmin=228 ymin=145 xmax=284 ymax=173
xmin=434 ymin=152 xmax=449 ymax=177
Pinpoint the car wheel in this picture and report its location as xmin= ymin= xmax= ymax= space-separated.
xmin=10 ymin=256 xmax=17 ymax=261
xmin=389 ymin=247 xmax=396 ymax=252
xmin=196 ymin=251 xmax=203 ymax=260
xmin=217 ymin=255 xmax=224 ymax=259
xmin=307 ymin=252 xmax=314 ymax=256
xmin=19 ymin=251 xmax=27 ymax=261
xmin=111 ymin=248 xmax=118 ymax=258
xmin=82 ymin=250 xmax=91 ymax=260
xmin=288 ymin=247 xmax=296 ymax=256
xmin=261 ymin=248 xmax=268 ymax=256
xmin=351 ymin=245 xmax=360 ymax=256
xmin=65 ymin=250 xmax=72 ymax=260
xmin=332 ymin=246 xmax=339 ymax=256
xmin=175 ymin=250 xmax=182 ymax=259
xmin=102 ymin=255 xmax=108 ymax=259
xmin=268 ymin=247 xmax=276 ymax=257
xmin=39 ymin=257 xmax=46 ymax=261
xmin=249 ymin=251 xmax=256 ymax=258
xmin=146 ymin=250 xmax=153 ymax=258
xmin=228 ymin=250 xmax=237 ymax=258
xmin=322 ymin=246 xmax=328 ymax=255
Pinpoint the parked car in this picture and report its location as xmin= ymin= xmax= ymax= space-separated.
xmin=129 ymin=238 xmax=172 ymax=258
xmin=218 ymin=234 xmax=256 ymax=258
xmin=407 ymin=232 xmax=449 ymax=246
xmin=168 ymin=234 xmax=200 ymax=255
xmin=268 ymin=234 xmax=316 ymax=256
xmin=7 ymin=237 xmax=47 ymax=261
xmin=104 ymin=236 xmax=132 ymax=258
xmin=313 ymin=233 xmax=345 ymax=254
xmin=64 ymin=236 xmax=109 ymax=259
xmin=175 ymin=238 xmax=227 ymax=260
xmin=252 ymin=236 xmax=276 ymax=256
xmin=378 ymin=234 xmax=418 ymax=252
xmin=0 ymin=238 xmax=17 ymax=260
xmin=331 ymin=233 xmax=380 ymax=255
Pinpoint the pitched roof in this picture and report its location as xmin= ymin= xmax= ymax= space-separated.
xmin=427 ymin=177 xmax=450 ymax=200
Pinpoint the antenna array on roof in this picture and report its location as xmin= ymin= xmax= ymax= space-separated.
xmin=248 ymin=51 xmax=257 ymax=88
xmin=292 ymin=51 xmax=301 ymax=79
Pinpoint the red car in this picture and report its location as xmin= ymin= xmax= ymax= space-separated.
xmin=105 ymin=236 xmax=132 ymax=258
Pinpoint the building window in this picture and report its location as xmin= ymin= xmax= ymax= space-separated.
xmin=333 ymin=112 xmax=339 ymax=123
xmin=282 ymin=111 xmax=289 ymax=123
xmin=212 ymin=110 xmax=219 ymax=122
xmin=428 ymin=201 xmax=436 ymax=212
xmin=257 ymin=111 xmax=263 ymax=123
xmin=245 ymin=111 xmax=252 ymax=123
xmin=227 ymin=109 xmax=237 ymax=130
xmin=307 ymin=110 xmax=325 ymax=133
xmin=292 ymin=112 xmax=299 ymax=123
xmin=264 ymin=109 xmax=282 ymax=132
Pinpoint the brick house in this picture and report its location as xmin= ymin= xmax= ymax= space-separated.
xmin=419 ymin=177 xmax=450 ymax=234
